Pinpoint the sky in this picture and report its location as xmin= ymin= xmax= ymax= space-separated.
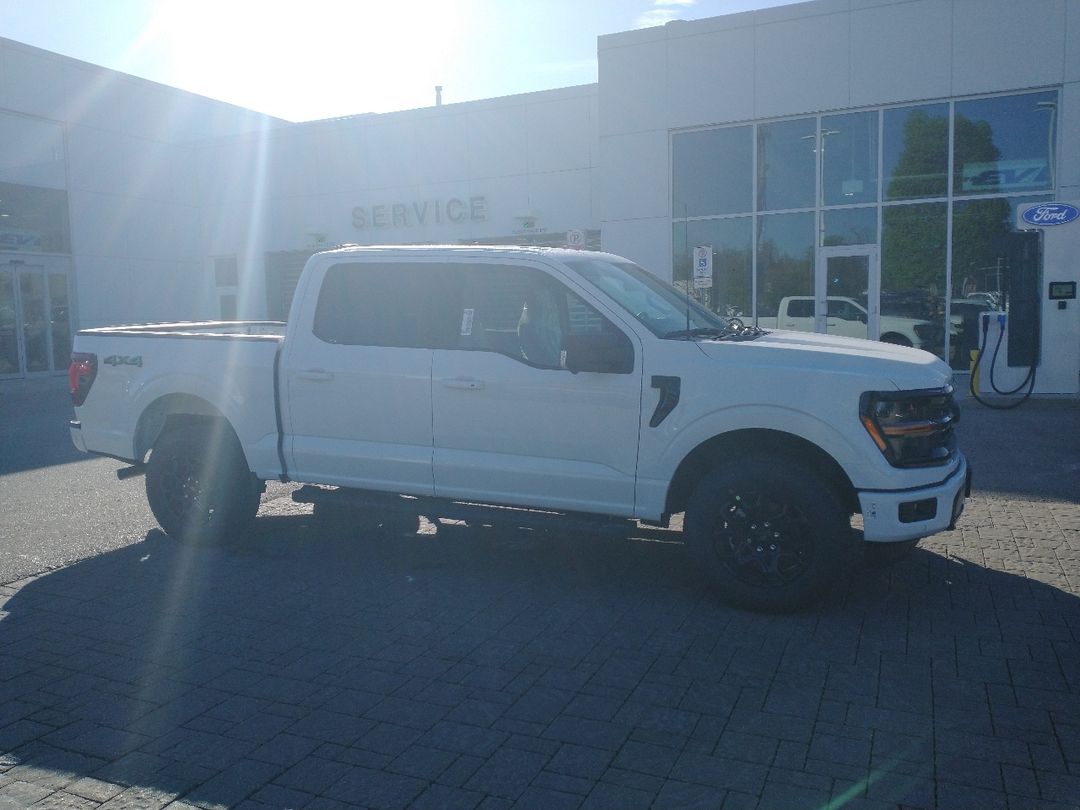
xmin=0 ymin=0 xmax=800 ymax=122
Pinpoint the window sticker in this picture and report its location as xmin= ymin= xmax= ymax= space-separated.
xmin=460 ymin=307 xmax=475 ymax=336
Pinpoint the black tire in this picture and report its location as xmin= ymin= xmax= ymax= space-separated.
xmin=879 ymin=333 xmax=912 ymax=347
xmin=145 ymin=420 xmax=261 ymax=542
xmin=683 ymin=458 xmax=855 ymax=613
xmin=864 ymin=538 xmax=919 ymax=567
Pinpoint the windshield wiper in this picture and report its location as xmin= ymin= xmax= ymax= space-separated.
xmin=662 ymin=327 xmax=727 ymax=339
xmin=663 ymin=321 xmax=770 ymax=342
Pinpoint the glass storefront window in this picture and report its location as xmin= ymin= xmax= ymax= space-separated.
xmin=669 ymin=91 xmax=1056 ymax=362
xmin=884 ymin=103 xmax=948 ymax=200
xmin=823 ymin=207 xmax=877 ymax=246
xmin=0 ymin=113 xmax=66 ymax=190
xmin=952 ymin=195 xmax=1051 ymax=302
xmin=0 ymin=181 xmax=71 ymax=254
xmin=757 ymin=118 xmax=816 ymax=211
xmin=49 ymin=273 xmax=71 ymax=371
xmin=756 ymin=212 xmax=814 ymax=323
xmin=822 ymin=111 xmax=878 ymax=206
xmin=882 ymin=202 xmax=947 ymax=361
xmin=954 ymin=91 xmax=1057 ymax=196
xmin=672 ymin=127 xmax=753 ymax=217
xmin=673 ymin=217 xmax=753 ymax=318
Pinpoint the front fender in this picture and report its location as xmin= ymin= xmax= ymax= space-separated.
xmin=634 ymin=403 xmax=873 ymax=521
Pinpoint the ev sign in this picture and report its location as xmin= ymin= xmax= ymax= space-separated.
xmin=693 ymin=246 xmax=713 ymax=289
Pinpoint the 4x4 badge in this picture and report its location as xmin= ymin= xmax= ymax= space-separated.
xmin=103 ymin=354 xmax=142 ymax=368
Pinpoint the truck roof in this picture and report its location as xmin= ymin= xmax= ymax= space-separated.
xmin=316 ymin=244 xmax=627 ymax=263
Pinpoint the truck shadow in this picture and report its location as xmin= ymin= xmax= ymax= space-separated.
xmin=1 ymin=511 xmax=1077 ymax=808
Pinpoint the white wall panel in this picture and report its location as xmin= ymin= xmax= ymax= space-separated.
xmin=599 ymin=131 xmax=669 ymax=222
xmin=598 ymin=39 xmax=668 ymax=136
xmin=1068 ymin=1 xmax=1080 ymax=83
xmin=951 ymin=0 xmax=1067 ymax=96
xmin=414 ymin=112 xmax=472 ymax=185
xmin=307 ymin=124 xmax=370 ymax=194
xmin=755 ymin=12 xmax=850 ymax=118
xmin=67 ymin=190 xmax=129 ymax=259
xmin=71 ymin=256 xmax=131 ymax=328
xmin=666 ymin=27 xmax=755 ymax=128
xmin=850 ymin=0 xmax=952 ymax=107
xmin=0 ymin=43 xmax=73 ymax=121
xmin=265 ymin=132 xmax=323 ymax=200
xmin=1057 ymin=82 xmax=1080 ymax=197
xmin=365 ymin=121 xmax=420 ymax=190
xmin=263 ymin=194 xmax=332 ymax=253
xmin=467 ymin=105 xmax=528 ymax=179
xmin=601 ymin=218 xmax=672 ymax=282
xmin=467 ymin=175 xmax=531 ymax=237
xmin=526 ymin=95 xmax=594 ymax=174
xmin=125 ymin=200 xmax=200 ymax=262
xmin=753 ymin=0 xmax=852 ymax=24
xmin=525 ymin=170 xmax=594 ymax=233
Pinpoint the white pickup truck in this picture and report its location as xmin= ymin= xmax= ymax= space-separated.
xmin=69 ymin=246 xmax=969 ymax=612
xmin=772 ymin=296 xmax=932 ymax=348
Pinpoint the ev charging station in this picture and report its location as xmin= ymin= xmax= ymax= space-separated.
xmin=974 ymin=201 xmax=1080 ymax=399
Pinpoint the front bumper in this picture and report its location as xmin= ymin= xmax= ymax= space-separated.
xmin=858 ymin=454 xmax=970 ymax=543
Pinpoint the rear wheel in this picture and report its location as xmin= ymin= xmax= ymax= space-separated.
xmin=683 ymin=458 xmax=854 ymax=612
xmin=146 ymin=420 xmax=261 ymax=542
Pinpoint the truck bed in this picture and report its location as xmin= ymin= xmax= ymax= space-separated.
xmin=71 ymin=324 xmax=285 ymax=476
xmin=79 ymin=321 xmax=286 ymax=339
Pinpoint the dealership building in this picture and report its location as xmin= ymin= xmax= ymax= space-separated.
xmin=1 ymin=0 xmax=1077 ymax=393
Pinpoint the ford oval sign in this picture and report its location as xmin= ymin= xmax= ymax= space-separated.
xmin=1022 ymin=203 xmax=1079 ymax=226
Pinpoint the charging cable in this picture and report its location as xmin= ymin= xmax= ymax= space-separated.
xmin=968 ymin=312 xmax=1037 ymax=409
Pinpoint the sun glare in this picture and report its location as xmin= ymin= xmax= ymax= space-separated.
xmin=142 ymin=0 xmax=469 ymax=121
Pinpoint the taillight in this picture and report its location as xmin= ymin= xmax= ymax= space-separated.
xmin=69 ymin=352 xmax=97 ymax=406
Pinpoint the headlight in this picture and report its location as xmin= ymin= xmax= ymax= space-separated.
xmin=859 ymin=386 xmax=958 ymax=467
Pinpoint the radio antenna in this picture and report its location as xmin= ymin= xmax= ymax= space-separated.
xmin=684 ymin=205 xmax=691 ymax=333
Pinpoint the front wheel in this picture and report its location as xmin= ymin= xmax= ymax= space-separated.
xmin=145 ymin=420 xmax=261 ymax=543
xmin=683 ymin=459 xmax=854 ymax=612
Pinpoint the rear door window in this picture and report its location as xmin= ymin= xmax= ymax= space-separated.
xmin=313 ymin=262 xmax=459 ymax=349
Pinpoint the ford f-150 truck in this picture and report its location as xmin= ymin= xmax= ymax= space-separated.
xmin=69 ymin=246 xmax=969 ymax=612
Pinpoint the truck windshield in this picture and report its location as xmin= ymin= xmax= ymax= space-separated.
xmin=564 ymin=258 xmax=729 ymax=338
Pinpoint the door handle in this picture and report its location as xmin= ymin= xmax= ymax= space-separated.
xmin=440 ymin=377 xmax=485 ymax=390
xmin=297 ymin=368 xmax=334 ymax=382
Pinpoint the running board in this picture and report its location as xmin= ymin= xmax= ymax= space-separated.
xmin=291 ymin=485 xmax=674 ymax=536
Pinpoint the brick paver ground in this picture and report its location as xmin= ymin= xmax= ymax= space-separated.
xmin=1 ymin=396 xmax=1077 ymax=809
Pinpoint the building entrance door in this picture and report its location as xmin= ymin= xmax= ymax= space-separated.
xmin=0 ymin=258 xmax=73 ymax=378
xmin=816 ymin=245 xmax=880 ymax=341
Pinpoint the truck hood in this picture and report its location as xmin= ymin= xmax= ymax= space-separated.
xmin=693 ymin=329 xmax=953 ymax=392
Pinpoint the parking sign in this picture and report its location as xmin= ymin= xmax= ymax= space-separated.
xmin=693 ymin=246 xmax=713 ymax=289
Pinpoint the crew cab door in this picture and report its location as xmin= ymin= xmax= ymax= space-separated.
xmin=282 ymin=260 xmax=456 ymax=494
xmin=431 ymin=261 xmax=643 ymax=516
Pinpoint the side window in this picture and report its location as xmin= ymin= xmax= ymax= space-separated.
xmin=313 ymin=262 xmax=459 ymax=348
xmin=829 ymin=299 xmax=863 ymax=321
xmin=787 ymin=299 xmax=814 ymax=318
xmin=456 ymin=264 xmax=624 ymax=368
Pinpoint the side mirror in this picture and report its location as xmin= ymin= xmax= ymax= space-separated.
xmin=561 ymin=332 xmax=634 ymax=374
